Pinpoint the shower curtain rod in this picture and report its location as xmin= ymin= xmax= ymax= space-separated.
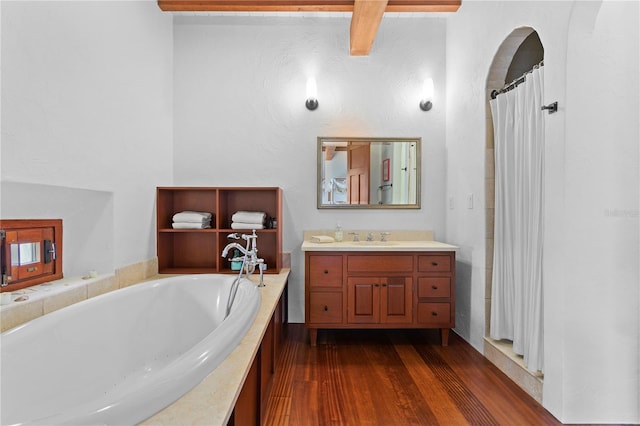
xmin=491 ymin=60 xmax=544 ymax=99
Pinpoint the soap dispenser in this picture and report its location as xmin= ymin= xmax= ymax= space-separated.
xmin=334 ymin=224 xmax=343 ymax=242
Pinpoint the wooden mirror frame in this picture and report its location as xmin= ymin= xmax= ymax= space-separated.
xmin=317 ymin=137 xmax=421 ymax=209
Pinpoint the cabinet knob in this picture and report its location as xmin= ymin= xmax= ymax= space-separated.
xmin=382 ymin=283 xmax=387 ymax=287
xmin=431 ymin=311 xmax=438 ymax=316
xmin=324 ymin=305 xmax=328 ymax=311
xmin=431 ymin=262 xmax=438 ymax=266
xmin=324 ymin=270 xmax=329 ymax=274
xmin=374 ymin=284 xmax=380 ymax=287
xmin=431 ymin=285 xmax=438 ymax=290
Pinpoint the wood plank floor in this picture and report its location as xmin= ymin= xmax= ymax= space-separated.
xmin=263 ymin=324 xmax=560 ymax=426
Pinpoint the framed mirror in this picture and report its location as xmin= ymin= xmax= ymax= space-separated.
xmin=317 ymin=137 xmax=421 ymax=209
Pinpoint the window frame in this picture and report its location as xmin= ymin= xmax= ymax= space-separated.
xmin=1 ymin=219 xmax=63 ymax=292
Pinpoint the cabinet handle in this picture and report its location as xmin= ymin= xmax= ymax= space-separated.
xmin=324 ymin=305 xmax=328 ymax=311
xmin=324 ymin=270 xmax=329 ymax=274
xmin=374 ymin=284 xmax=380 ymax=287
xmin=382 ymin=284 xmax=387 ymax=287
xmin=431 ymin=311 xmax=438 ymax=316
xmin=431 ymin=285 xmax=438 ymax=290
xmin=431 ymin=262 xmax=439 ymax=266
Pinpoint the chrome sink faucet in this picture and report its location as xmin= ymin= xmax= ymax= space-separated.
xmin=349 ymin=232 xmax=360 ymax=242
xmin=367 ymin=232 xmax=375 ymax=241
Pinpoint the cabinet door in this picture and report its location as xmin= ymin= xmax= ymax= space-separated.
xmin=380 ymin=277 xmax=412 ymax=324
xmin=347 ymin=277 xmax=380 ymax=324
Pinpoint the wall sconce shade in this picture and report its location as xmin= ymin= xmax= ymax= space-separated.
xmin=306 ymin=77 xmax=319 ymax=111
xmin=420 ymin=78 xmax=434 ymax=111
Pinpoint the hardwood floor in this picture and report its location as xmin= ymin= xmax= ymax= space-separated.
xmin=263 ymin=324 xmax=559 ymax=426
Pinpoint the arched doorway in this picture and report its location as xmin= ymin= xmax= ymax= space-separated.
xmin=484 ymin=26 xmax=544 ymax=401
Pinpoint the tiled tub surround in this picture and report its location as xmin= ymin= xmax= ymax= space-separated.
xmin=1 ymin=274 xmax=262 ymax=425
xmin=0 ymin=258 xmax=158 ymax=332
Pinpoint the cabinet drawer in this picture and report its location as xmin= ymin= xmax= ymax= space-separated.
xmin=308 ymin=255 xmax=343 ymax=288
xmin=417 ymin=303 xmax=451 ymax=325
xmin=309 ymin=292 xmax=343 ymax=324
xmin=418 ymin=255 xmax=451 ymax=272
xmin=347 ymin=255 xmax=413 ymax=273
xmin=418 ymin=277 xmax=451 ymax=298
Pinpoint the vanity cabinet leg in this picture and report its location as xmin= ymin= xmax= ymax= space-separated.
xmin=440 ymin=328 xmax=450 ymax=346
xmin=309 ymin=328 xmax=318 ymax=346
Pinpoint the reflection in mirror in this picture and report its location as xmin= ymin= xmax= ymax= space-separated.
xmin=318 ymin=137 xmax=421 ymax=209
xmin=11 ymin=242 xmax=41 ymax=266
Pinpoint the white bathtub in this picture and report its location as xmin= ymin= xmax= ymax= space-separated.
xmin=0 ymin=274 xmax=261 ymax=426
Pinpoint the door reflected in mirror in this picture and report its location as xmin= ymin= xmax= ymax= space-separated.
xmin=318 ymin=137 xmax=421 ymax=209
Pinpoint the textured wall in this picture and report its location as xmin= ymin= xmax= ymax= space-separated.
xmin=1 ymin=1 xmax=174 ymax=271
xmin=173 ymin=16 xmax=448 ymax=322
xmin=446 ymin=0 xmax=639 ymax=422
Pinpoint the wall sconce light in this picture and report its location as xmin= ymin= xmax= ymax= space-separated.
xmin=419 ymin=78 xmax=434 ymax=111
xmin=306 ymin=77 xmax=319 ymax=111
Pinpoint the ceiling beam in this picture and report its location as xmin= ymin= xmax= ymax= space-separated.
xmin=350 ymin=0 xmax=387 ymax=56
xmin=158 ymin=0 xmax=460 ymax=13
xmin=157 ymin=1 xmax=461 ymax=55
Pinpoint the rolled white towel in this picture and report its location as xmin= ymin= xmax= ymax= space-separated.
xmin=231 ymin=211 xmax=266 ymax=225
xmin=231 ymin=222 xmax=265 ymax=230
xmin=172 ymin=222 xmax=211 ymax=229
xmin=311 ymin=235 xmax=335 ymax=243
xmin=172 ymin=211 xmax=213 ymax=223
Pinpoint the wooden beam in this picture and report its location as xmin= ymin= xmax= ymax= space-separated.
xmin=386 ymin=0 xmax=460 ymax=12
xmin=349 ymin=0 xmax=387 ymax=56
xmin=324 ymin=145 xmax=336 ymax=161
xmin=156 ymin=0 xmax=461 ymax=56
xmin=158 ymin=1 xmax=350 ymax=12
xmin=158 ymin=0 xmax=460 ymax=13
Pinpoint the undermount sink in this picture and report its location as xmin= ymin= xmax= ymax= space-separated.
xmin=351 ymin=240 xmax=397 ymax=246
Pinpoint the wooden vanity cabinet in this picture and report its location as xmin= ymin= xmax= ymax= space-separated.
xmin=305 ymin=251 xmax=455 ymax=346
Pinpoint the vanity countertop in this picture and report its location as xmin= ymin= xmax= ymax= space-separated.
xmin=301 ymin=240 xmax=457 ymax=252
xmin=300 ymin=230 xmax=457 ymax=252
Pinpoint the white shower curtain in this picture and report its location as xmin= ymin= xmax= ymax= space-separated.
xmin=489 ymin=66 xmax=545 ymax=373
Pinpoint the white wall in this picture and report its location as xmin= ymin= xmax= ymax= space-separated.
xmin=1 ymin=1 xmax=174 ymax=273
xmin=173 ymin=16 xmax=448 ymax=323
xmin=446 ymin=0 xmax=639 ymax=422
xmin=3 ymin=2 xmax=637 ymax=422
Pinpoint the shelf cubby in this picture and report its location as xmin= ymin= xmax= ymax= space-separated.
xmin=156 ymin=187 xmax=282 ymax=275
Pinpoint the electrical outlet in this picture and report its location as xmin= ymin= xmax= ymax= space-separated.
xmin=467 ymin=193 xmax=474 ymax=209
xmin=449 ymin=196 xmax=455 ymax=210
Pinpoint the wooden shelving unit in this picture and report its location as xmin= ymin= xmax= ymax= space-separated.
xmin=156 ymin=187 xmax=282 ymax=274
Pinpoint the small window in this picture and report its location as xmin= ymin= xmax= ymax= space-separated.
xmin=1 ymin=219 xmax=63 ymax=292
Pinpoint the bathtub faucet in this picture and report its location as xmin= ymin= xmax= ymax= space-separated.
xmin=222 ymin=230 xmax=265 ymax=319
xmin=222 ymin=230 xmax=266 ymax=287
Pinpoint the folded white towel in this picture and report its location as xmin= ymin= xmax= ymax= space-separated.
xmin=232 ymin=211 xmax=266 ymax=224
xmin=231 ymin=222 xmax=265 ymax=230
xmin=172 ymin=222 xmax=211 ymax=229
xmin=311 ymin=235 xmax=335 ymax=243
xmin=172 ymin=211 xmax=213 ymax=223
